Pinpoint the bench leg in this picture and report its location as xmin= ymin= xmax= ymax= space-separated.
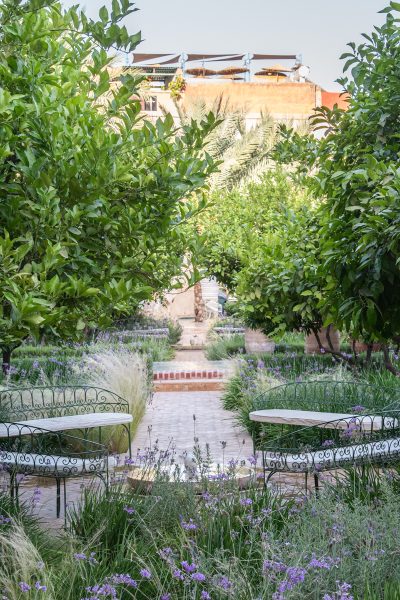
xmin=9 ymin=471 xmax=15 ymax=500
xmin=314 ymin=473 xmax=320 ymax=495
xmin=122 ymin=424 xmax=132 ymax=459
xmin=262 ymin=451 xmax=266 ymax=489
xmin=10 ymin=472 xmax=21 ymax=509
xmin=63 ymin=479 xmax=67 ymax=528
xmin=265 ymin=469 xmax=277 ymax=487
xmin=56 ymin=478 xmax=61 ymax=519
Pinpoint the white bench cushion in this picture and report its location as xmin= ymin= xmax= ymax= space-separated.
xmin=264 ymin=437 xmax=400 ymax=472
xmin=0 ymin=413 xmax=132 ymax=438
xmin=250 ymin=409 xmax=397 ymax=430
xmin=0 ymin=450 xmax=116 ymax=475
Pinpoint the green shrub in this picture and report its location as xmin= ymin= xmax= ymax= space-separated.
xmin=205 ymin=334 xmax=245 ymax=360
xmin=167 ymin=320 xmax=183 ymax=345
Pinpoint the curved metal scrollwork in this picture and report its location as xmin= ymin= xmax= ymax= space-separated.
xmin=259 ymin=410 xmax=400 ymax=480
xmin=0 ymin=385 xmax=129 ymax=420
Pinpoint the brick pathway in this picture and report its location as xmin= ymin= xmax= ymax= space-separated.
xmin=132 ymin=390 xmax=253 ymax=464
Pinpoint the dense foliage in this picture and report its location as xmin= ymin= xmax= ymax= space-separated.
xmin=276 ymin=2 xmax=400 ymax=369
xmin=199 ymin=171 xmax=324 ymax=337
xmin=0 ymin=0 xmax=217 ymax=368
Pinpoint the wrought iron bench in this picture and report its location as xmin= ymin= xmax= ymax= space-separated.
xmin=251 ymin=381 xmax=400 ymax=490
xmin=258 ymin=410 xmax=400 ymax=490
xmin=0 ymin=421 xmax=111 ymax=518
xmin=252 ymin=380 xmax=398 ymax=415
xmin=0 ymin=386 xmax=133 ymax=456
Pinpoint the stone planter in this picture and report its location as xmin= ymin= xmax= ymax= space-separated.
xmin=244 ymin=328 xmax=275 ymax=354
xmin=352 ymin=341 xmax=382 ymax=353
xmin=305 ymin=327 xmax=340 ymax=354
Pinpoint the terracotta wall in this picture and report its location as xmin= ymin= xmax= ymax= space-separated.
xmin=182 ymin=81 xmax=320 ymax=119
xmin=321 ymin=90 xmax=350 ymax=110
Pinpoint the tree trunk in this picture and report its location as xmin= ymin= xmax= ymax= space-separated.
xmin=305 ymin=327 xmax=340 ymax=354
xmin=382 ymin=344 xmax=400 ymax=376
xmin=2 ymin=348 xmax=12 ymax=375
xmin=194 ymin=281 xmax=205 ymax=322
xmin=365 ymin=343 xmax=373 ymax=365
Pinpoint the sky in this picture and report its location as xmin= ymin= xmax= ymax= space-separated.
xmin=62 ymin=0 xmax=386 ymax=90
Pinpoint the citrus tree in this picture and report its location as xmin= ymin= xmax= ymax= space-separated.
xmin=0 ymin=0 xmax=217 ymax=369
xmin=199 ymin=171 xmax=326 ymax=338
xmin=276 ymin=2 xmax=400 ymax=372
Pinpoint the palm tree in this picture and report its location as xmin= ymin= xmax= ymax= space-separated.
xmin=162 ymin=95 xmax=278 ymax=191
xmin=160 ymin=95 xmax=281 ymax=321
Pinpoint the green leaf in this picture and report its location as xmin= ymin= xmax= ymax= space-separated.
xmin=24 ymin=314 xmax=45 ymax=325
xmin=99 ymin=6 xmax=109 ymax=22
xmin=76 ymin=319 xmax=86 ymax=331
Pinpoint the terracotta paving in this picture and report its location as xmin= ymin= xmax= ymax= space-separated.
xmin=132 ymin=390 xmax=252 ymax=463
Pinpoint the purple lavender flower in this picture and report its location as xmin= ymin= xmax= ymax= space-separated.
xmin=308 ymin=554 xmax=332 ymax=569
xmin=110 ymin=574 xmax=137 ymax=588
xmin=180 ymin=518 xmax=198 ymax=531
xmin=18 ymin=583 xmax=31 ymax=592
xmin=140 ymin=569 xmax=151 ymax=579
xmin=0 ymin=515 xmax=11 ymax=525
xmin=85 ymin=582 xmax=117 ymax=597
xmin=191 ymin=572 xmax=206 ymax=582
xmin=323 ymin=580 xmax=353 ymax=600
xmin=263 ymin=559 xmax=287 ymax=573
xmin=351 ymin=405 xmax=366 ymax=413
xmin=239 ymin=498 xmax=253 ymax=506
xmin=123 ymin=506 xmax=135 ymax=515
xmin=341 ymin=422 xmax=360 ymax=439
xmin=172 ymin=569 xmax=184 ymax=580
xmin=181 ymin=561 xmax=197 ymax=573
xmin=322 ymin=439 xmax=335 ymax=448
xmin=160 ymin=594 xmax=171 ymax=600
xmin=35 ymin=581 xmax=47 ymax=591
xmin=74 ymin=553 xmax=87 ymax=561
xmin=201 ymin=592 xmax=211 ymax=600
xmin=276 ymin=566 xmax=307 ymax=595
xmin=218 ymin=576 xmax=232 ymax=590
